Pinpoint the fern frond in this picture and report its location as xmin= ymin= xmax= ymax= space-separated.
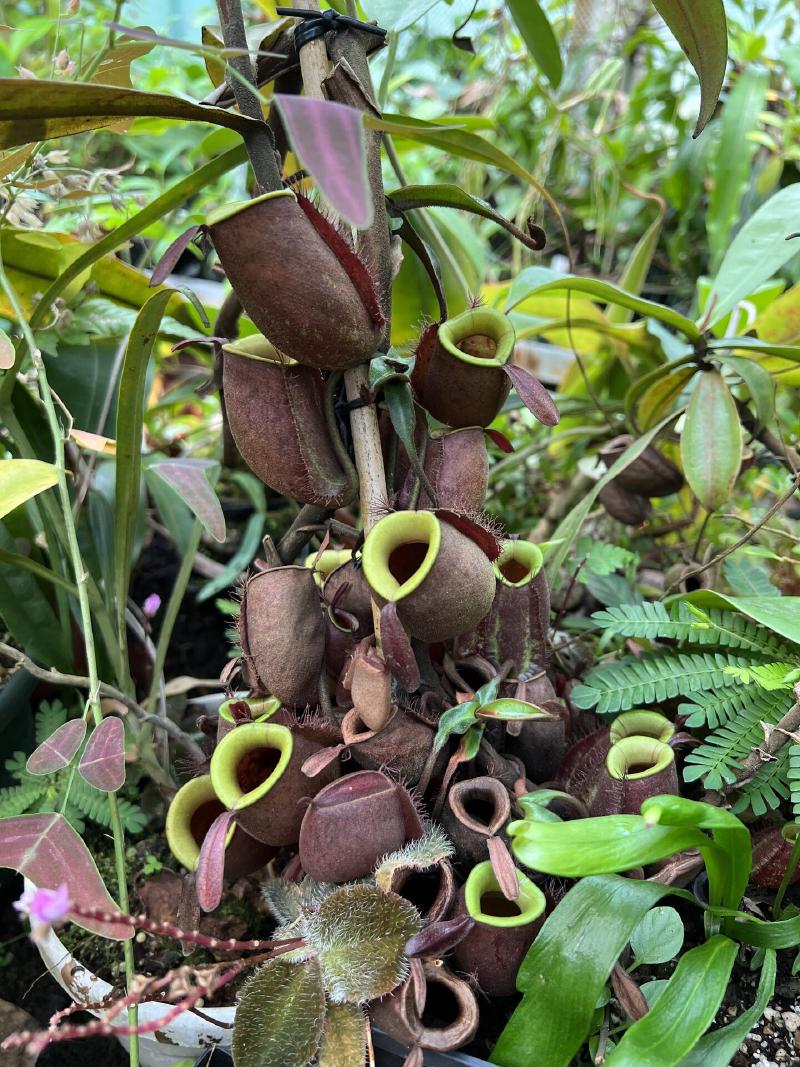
xmin=679 ymin=688 xmax=770 ymax=730
xmin=788 ymin=745 xmax=800 ymax=822
xmin=571 ymin=651 xmax=756 ymax=715
xmin=682 ymin=689 xmax=794 ymax=791
xmin=69 ymin=777 xmax=148 ymax=834
xmin=35 ymin=700 xmax=68 ymax=745
xmin=0 ymin=781 xmax=48 ymax=818
xmin=732 ymin=748 xmax=791 ymax=817
xmin=591 ymin=603 xmax=793 ymax=656
xmin=723 ymin=663 xmax=799 ymax=690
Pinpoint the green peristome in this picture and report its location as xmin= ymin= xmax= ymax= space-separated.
xmin=217 ymin=695 xmax=281 ymax=741
xmin=464 ymin=860 xmax=546 ymax=929
xmin=609 ymin=709 xmax=675 ymax=746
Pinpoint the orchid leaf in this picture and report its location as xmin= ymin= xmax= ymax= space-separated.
xmin=651 ymin=1 xmax=727 ymax=137
xmin=26 ymin=719 xmax=87 ymax=775
xmin=506 ymin=0 xmax=562 ymax=87
xmin=274 ymin=95 xmax=371 ymax=230
xmin=78 ymin=715 xmax=126 ymax=792
xmin=0 ymin=813 xmax=132 ymax=939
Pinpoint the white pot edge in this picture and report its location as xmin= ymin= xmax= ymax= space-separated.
xmin=31 ymin=889 xmax=236 ymax=1067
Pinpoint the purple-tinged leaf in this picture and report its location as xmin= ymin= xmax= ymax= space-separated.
xmin=78 ymin=716 xmax=125 ymax=792
xmin=405 ymin=915 xmax=475 ymax=959
xmin=196 ymin=809 xmax=235 ymax=913
xmin=485 ymin=428 xmax=514 ymax=453
xmin=504 ymin=364 xmax=560 ymax=426
xmin=274 ymin=94 xmax=372 ymax=230
xmin=26 ymin=719 xmax=86 ymax=775
xmin=476 ymin=699 xmax=554 ymax=722
xmin=410 ymin=957 xmax=427 ymax=1016
xmin=380 ymin=602 xmax=421 ymax=692
xmin=149 ymin=224 xmax=202 ymax=287
xmin=403 ymin=1047 xmax=424 ymax=1067
xmin=0 ymin=813 xmax=132 ymax=939
xmin=302 ymin=744 xmax=345 ymax=778
xmin=149 ymin=458 xmax=226 ymax=542
xmin=487 ymin=836 xmax=520 ymax=902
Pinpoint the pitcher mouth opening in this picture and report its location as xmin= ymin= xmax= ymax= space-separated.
xmin=362 ymin=511 xmax=441 ymax=602
xmin=609 ymin=710 xmax=674 ymax=745
xmin=438 ymin=308 xmax=515 ymax=368
xmin=210 ymin=722 xmax=294 ymax=811
xmin=493 ymin=540 xmax=544 ymax=587
xmin=606 ymin=736 xmax=674 ymax=781
xmin=166 ymin=775 xmax=236 ymax=870
xmin=464 ymin=861 xmax=546 ymax=928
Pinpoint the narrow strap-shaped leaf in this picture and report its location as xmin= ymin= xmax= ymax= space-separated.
xmin=505 ymin=0 xmax=562 ymax=87
xmin=651 ymin=1 xmax=727 ymax=137
xmin=392 ymin=213 xmax=448 ymax=322
xmin=677 ymin=949 xmax=775 ymax=1067
xmin=607 ymin=191 xmax=666 ymax=325
xmin=605 ymin=936 xmax=738 ymax=1067
xmin=383 ymin=380 xmax=438 ymax=507
xmin=504 ymin=364 xmax=560 ymax=425
xmin=78 ymin=715 xmax=125 ymax=792
xmin=196 ymin=809 xmax=235 ymax=913
xmin=490 ymin=875 xmax=677 ymax=1067
xmin=26 ymin=719 xmax=87 ymax=775
xmin=149 ymin=458 xmax=226 ymax=542
xmin=387 ymin=183 xmax=546 ymax=251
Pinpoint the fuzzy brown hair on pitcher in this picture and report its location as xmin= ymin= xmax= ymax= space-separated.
xmin=484 ymin=540 xmax=550 ymax=673
xmin=222 ymin=335 xmax=355 ymax=508
xmin=207 ymin=189 xmax=384 ymax=369
xmin=166 ymin=774 xmax=275 ymax=881
xmin=394 ymin=426 xmax=489 ymax=512
xmin=411 ymin=308 xmax=514 ymax=428
xmin=360 ymin=510 xmax=496 ymax=643
xmin=238 ymin=565 xmax=325 ymax=708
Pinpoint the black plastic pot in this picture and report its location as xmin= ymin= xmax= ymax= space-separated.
xmin=373 ymin=1029 xmax=492 ymax=1066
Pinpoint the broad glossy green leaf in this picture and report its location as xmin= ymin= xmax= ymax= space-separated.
xmin=490 ymin=875 xmax=675 ymax=1067
xmin=505 ymin=267 xmax=700 ymax=340
xmin=509 ymin=814 xmax=706 ymax=876
xmin=0 ymin=458 xmax=57 ymax=519
xmin=651 ymin=1 xmax=728 ymax=136
xmin=713 ymin=354 xmax=775 ymax=430
xmin=680 ymin=592 xmax=800 ymax=647
xmin=506 ymin=0 xmax=562 ymax=87
xmin=387 ymin=183 xmax=544 ymax=251
xmin=114 ymin=289 xmax=174 ymax=659
xmin=710 ymin=336 xmax=800 ymax=363
xmin=680 ymin=370 xmax=742 ymax=511
xmin=477 ymin=698 xmax=551 ymax=721
xmin=544 ymin=410 xmax=682 ymax=583
xmin=706 ymin=70 xmax=769 ymax=271
xmin=677 ymin=950 xmax=775 ymax=1067
xmin=705 ymin=185 xmax=800 ymax=329
xmin=0 ymin=79 xmax=258 ymax=150
xmin=606 ymin=936 xmax=738 ymax=1067
xmin=631 ymin=366 xmax=696 ymax=431
xmin=233 ymin=959 xmax=326 ymax=1067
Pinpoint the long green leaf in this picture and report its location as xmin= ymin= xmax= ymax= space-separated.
xmin=506 ymin=0 xmax=562 ymax=88
xmin=713 ymin=353 xmax=775 ymax=430
xmin=607 ymin=196 xmax=666 ymax=325
xmin=505 ymin=267 xmax=701 ymax=339
xmin=509 ymin=814 xmax=707 ymax=876
xmin=490 ymin=875 xmax=676 ymax=1067
xmin=707 ymin=336 xmax=800 ymax=363
xmin=544 ymin=410 xmax=681 ymax=583
xmin=706 ymin=69 xmax=769 ymax=272
xmin=677 ymin=950 xmax=775 ymax=1067
xmin=606 ymin=936 xmax=738 ymax=1067
xmin=113 ymin=289 xmax=174 ymax=672
xmin=0 ymin=523 xmax=70 ymax=670
xmin=0 ymin=458 xmax=57 ymax=519
xmin=0 ymin=79 xmax=258 ymax=150
xmin=705 ymin=185 xmax=800 ymax=329
xmin=651 ymin=0 xmax=728 ymax=136
xmin=680 ymin=370 xmax=742 ymax=511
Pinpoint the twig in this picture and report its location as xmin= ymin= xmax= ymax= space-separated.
xmin=662 ymin=471 xmax=800 ymax=597
xmin=737 ymin=399 xmax=800 ymax=474
xmin=0 ymin=642 xmax=205 ymax=762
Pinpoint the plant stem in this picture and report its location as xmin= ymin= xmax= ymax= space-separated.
xmin=0 ymin=258 xmax=139 ymax=1067
xmin=377 ymin=31 xmax=398 ymax=110
xmin=144 ymin=521 xmax=202 ymax=712
xmin=773 ymin=832 xmax=800 ymax=919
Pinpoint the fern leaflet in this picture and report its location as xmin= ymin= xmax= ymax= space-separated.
xmin=788 ymin=745 xmax=800 ymax=821
xmin=732 ymin=748 xmax=792 ymax=817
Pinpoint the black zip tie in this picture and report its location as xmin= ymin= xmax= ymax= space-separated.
xmin=276 ymin=7 xmax=386 ymax=51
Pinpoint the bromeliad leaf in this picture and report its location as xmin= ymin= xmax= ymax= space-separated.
xmin=78 ymin=716 xmax=126 ymax=792
xmin=0 ymin=813 xmax=132 ymax=939
xmin=26 ymin=719 xmax=86 ymax=775
xmin=233 ymin=958 xmax=326 ymax=1067
xmin=650 ymin=0 xmax=727 ymax=137
xmin=303 ymin=884 xmax=420 ymax=1003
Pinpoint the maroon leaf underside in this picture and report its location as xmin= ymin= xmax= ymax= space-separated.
xmin=484 ymin=428 xmax=514 ymax=454
xmin=380 ymin=602 xmax=421 ymax=692
xmin=196 ymin=809 xmax=236 ymax=913
xmin=504 ymin=364 xmax=560 ymax=426
xmin=26 ymin=719 xmax=87 ymax=775
xmin=0 ymin=813 xmax=132 ymax=939
xmin=435 ymin=509 xmax=502 ymax=560
xmin=149 ymin=224 xmax=203 ymax=287
xmin=78 ymin=715 xmax=126 ymax=792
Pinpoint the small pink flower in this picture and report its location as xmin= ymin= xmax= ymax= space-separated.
xmin=143 ymin=593 xmax=161 ymax=618
xmin=14 ymin=884 xmax=70 ymax=925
